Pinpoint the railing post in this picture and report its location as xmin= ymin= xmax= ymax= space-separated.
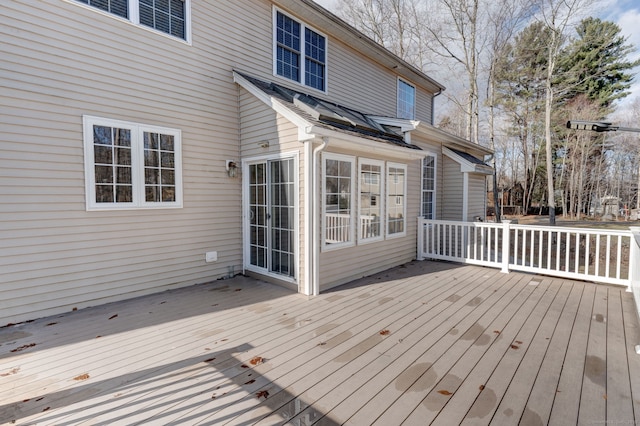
xmin=417 ymin=217 xmax=424 ymax=261
xmin=629 ymin=226 xmax=640 ymax=291
xmin=501 ymin=220 xmax=511 ymax=274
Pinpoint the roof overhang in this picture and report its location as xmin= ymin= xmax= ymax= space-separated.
xmin=443 ymin=147 xmax=493 ymax=175
xmin=414 ymin=122 xmax=493 ymax=156
xmin=234 ymin=71 xmax=426 ymax=160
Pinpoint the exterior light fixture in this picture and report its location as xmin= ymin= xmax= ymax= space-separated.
xmin=258 ymin=140 xmax=270 ymax=148
xmin=226 ymin=160 xmax=238 ymax=178
xmin=567 ymin=120 xmax=640 ymax=133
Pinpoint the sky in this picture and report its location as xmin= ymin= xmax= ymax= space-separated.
xmin=312 ymin=0 xmax=640 ymax=117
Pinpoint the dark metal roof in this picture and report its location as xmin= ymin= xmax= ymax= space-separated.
xmin=446 ymin=147 xmax=489 ymax=166
xmin=236 ymin=72 xmax=422 ymax=151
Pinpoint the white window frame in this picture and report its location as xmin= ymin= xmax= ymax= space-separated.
xmin=83 ymin=115 xmax=183 ymax=211
xmin=397 ymin=78 xmax=416 ymax=120
xmin=386 ymin=162 xmax=407 ymax=238
xmin=421 ymin=153 xmax=437 ymax=219
xmin=273 ymin=7 xmax=328 ymax=93
xmin=358 ymin=159 xmax=385 ymax=243
xmin=68 ymin=0 xmax=192 ymax=43
xmin=322 ymin=153 xmax=355 ymax=250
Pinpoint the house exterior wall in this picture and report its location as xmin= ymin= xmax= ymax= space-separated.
xmin=1 ymin=0 xmax=440 ymax=323
xmin=468 ymin=174 xmax=488 ymax=221
xmin=441 ymin=156 xmax=464 ymax=220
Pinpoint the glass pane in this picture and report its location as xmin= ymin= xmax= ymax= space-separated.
xmin=115 ymin=128 xmax=131 ymax=147
xmin=162 ymin=186 xmax=175 ymax=202
xmin=145 ymin=186 xmax=160 ymax=202
xmin=160 ymin=134 xmax=174 ymax=151
xmin=95 ymin=166 xmax=113 ymax=184
xmin=144 ymin=132 xmax=158 ymax=149
xmin=161 ymin=169 xmax=175 ymax=185
xmin=94 ymin=145 xmax=112 ymax=164
xmin=145 ymin=168 xmax=159 ymax=185
xmin=116 ymin=185 xmax=133 ymax=202
xmin=95 ymin=185 xmax=113 ymax=203
xmin=145 ymin=150 xmax=159 ymax=167
xmin=93 ymin=125 xmax=112 ymax=145
xmin=115 ymin=147 xmax=131 ymax=165
xmin=116 ymin=166 xmax=132 ymax=184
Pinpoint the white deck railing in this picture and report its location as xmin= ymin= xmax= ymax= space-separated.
xmin=418 ymin=219 xmax=639 ymax=287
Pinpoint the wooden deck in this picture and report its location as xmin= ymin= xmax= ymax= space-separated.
xmin=2 ymin=260 xmax=640 ymax=425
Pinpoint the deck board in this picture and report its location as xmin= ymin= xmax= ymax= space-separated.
xmin=1 ymin=261 xmax=639 ymax=426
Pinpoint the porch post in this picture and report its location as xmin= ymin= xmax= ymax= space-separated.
xmin=501 ymin=220 xmax=511 ymax=274
xmin=629 ymin=226 xmax=640 ymax=354
xmin=417 ymin=217 xmax=424 ymax=261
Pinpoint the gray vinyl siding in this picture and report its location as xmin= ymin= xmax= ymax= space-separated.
xmin=1 ymin=0 xmax=248 ymax=323
xmin=1 ymin=0 xmax=439 ymax=323
xmin=238 ymin=88 xmax=306 ymax=290
xmin=468 ymin=174 xmax=488 ymax=221
xmin=441 ymin=156 xmax=464 ymax=221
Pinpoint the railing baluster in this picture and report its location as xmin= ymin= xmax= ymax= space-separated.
xmin=574 ymin=232 xmax=580 ymax=274
xmin=616 ymin=235 xmax=622 ymax=279
xmin=556 ymin=232 xmax=561 ymax=271
xmin=595 ymin=234 xmax=601 ymax=277
xmin=585 ymin=234 xmax=591 ymax=276
xmin=606 ymin=235 xmax=611 ymax=278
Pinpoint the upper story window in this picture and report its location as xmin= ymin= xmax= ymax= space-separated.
xmin=83 ymin=116 xmax=183 ymax=210
xmin=75 ymin=0 xmax=188 ymax=41
xmin=397 ymin=78 xmax=416 ymax=120
xmin=274 ymin=9 xmax=326 ymax=92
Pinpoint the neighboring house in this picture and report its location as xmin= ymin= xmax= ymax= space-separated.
xmin=0 ymin=0 xmax=492 ymax=324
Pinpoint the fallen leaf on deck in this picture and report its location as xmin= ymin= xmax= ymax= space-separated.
xmin=74 ymin=373 xmax=90 ymax=381
xmin=160 ymin=301 xmax=166 ymax=304
xmin=10 ymin=343 xmax=36 ymax=353
xmin=256 ymin=390 xmax=269 ymax=399
xmin=438 ymin=390 xmax=453 ymax=396
xmin=380 ymin=330 xmax=390 ymax=336
xmin=241 ymin=364 xmax=249 ymax=368
xmin=36 ymin=397 xmax=44 ymax=402
xmin=317 ymin=342 xmax=326 ymax=346
xmin=46 ymin=323 xmax=57 ymax=326
xmin=42 ymin=407 xmax=50 ymax=412
xmin=515 ymin=340 xmax=523 ymax=344
xmin=244 ymin=379 xmax=256 ymax=385
xmin=23 ymin=399 xmax=30 ymax=402
xmin=479 ymin=385 xmax=485 ymax=391
xmin=250 ymin=356 xmax=264 ymax=365
xmin=221 ymin=339 xmax=228 ymax=342
xmin=235 ymin=289 xmax=242 ymax=292
xmin=96 ymin=335 xmax=102 ymax=338
xmin=204 ymin=358 xmax=216 ymax=363
xmin=511 ymin=345 xmax=520 ymax=350
xmin=0 ymin=367 xmax=20 ymax=377
xmin=72 ymin=307 xmax=77 ymax=311
xmin=493 ymin=330 xmax=501 ymax=334
xmin=108 ymin=314 xmax=118 ymax=320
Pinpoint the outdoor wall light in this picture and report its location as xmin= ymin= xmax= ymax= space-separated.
xmin=258 ymin=140 xmax=270 ymax=148
xmin=226 ymin=160 xmax=238 ymax=178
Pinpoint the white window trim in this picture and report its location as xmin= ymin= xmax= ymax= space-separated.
xmin=386 ymin=162 xmax=407 ymax=239
xmin=421 ymin=153 xmax=437 ymax=219
xmin=322 ymin=152 xmax=355 ymax=251
xmin=358 ymin=158 xmax=385 ymax=244
xmin=272 ymin=6 xmax=328 ymax=94
xmin=66 ymin=0 xmax=192 ymax=44
xmin=397 ymin=77 xmax=416 ymax=120
xmin=241 ymin=152 xmax=299 ymax=285
xmin=83 ymin=115 xmax=183 ymax=211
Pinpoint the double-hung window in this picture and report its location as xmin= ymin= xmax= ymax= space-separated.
xmin=387 ymin=163 xmax=407 ymax=236
xmin=422 ymin=154 xmax=436 ymax=219
xmin=359 ymin=160 xmax=384 ymax=242
xmin=323 ymin=153 xmax=355 ymax=248
xmin=75 ymin=0 xmax=188 ymax=40
xmin=275 ymin=9 xmax=326 ymax=92
xmin=397 ymin=78 xmax=416 ymax=120
xmin=83 ymin=116 xmax=182 ymax=210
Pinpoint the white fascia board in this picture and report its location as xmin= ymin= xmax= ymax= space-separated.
xmin=415 ymin=123 xmax=493 ymax=156
xmin=308 ymin=125 xmax=426 ymax=160
xmin=233 ymin=71 xmax=314 ymax=141
xmin=443 ymin=146 xmax=493 ymax=175
xmin=367 ymin=116 xmax=420 ymax=133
